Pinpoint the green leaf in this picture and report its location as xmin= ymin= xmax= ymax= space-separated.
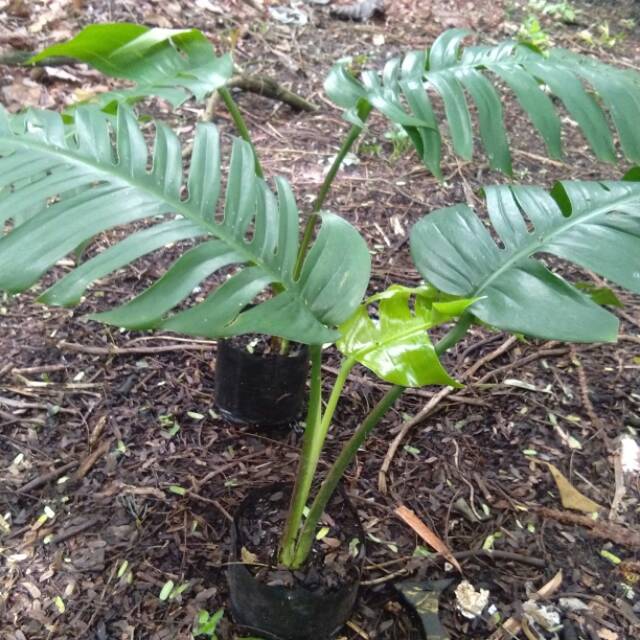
xmin=574 ymin=282 xmax=624 ymax=307
xmin=316 ymin=526 xmax=331 ymax=540
xmin=53 ymin=595 xmax=65 ymax=614
xmin=326 ymin=29 xmax=640 ymax=175
xmin=0 ymin=106 xmax=371 ymax=345
xmin=410 ymin=177 xmax=640 ymax=342
xmin=159 ymin=580 xmax=174 ymax=601
xmin=30 ymin=24 xmax=233 ymax=110
xmin=194 ymin=608 xmax=224 ymax=637
xmin=337 ymin=285 xmax=474 ymax=387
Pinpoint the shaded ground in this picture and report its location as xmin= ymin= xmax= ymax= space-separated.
xmin=1 ymin=0 xmax=640 ymax=639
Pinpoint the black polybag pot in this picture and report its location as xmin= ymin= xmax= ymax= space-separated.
xmin=214 ymin=339 xmax=309 ymax=425
xmin=227 ymin=484 xmax=365 ymax=640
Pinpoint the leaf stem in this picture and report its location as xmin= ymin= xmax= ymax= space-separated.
xmin=279 ymin=344 xmax=324 ymax=566
xmin=292 ymin=103 xmax=372 ymax=280
xmin=218 ymin=86 xmax=264 ymax=179
xmin=288 ymin=314 xmax=473 ymax=567
xmin=434 ymin=313 xmax=473 ymax=355
xmin=291 ymin=383 xmax=404 ymax=567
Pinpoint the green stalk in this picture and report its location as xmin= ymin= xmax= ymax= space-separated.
xmin=218 ymin=86 xmax=264 ymax=179
xmin=292 ymin=103 xmax=373 ymax=280
xmin=218 ymin=85 xmax=292 ymax=351
xmin=289 ymin=316 xmax=473 ymax=567
xmin=435 ymin=313 xmax=473 ymax=354
xmin=279 ymin=345 xmax=324 ymax=566
xmin=291 ymin=384 xmax=404 ymax=567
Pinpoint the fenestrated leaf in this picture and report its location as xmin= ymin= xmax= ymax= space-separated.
xmin=0 ymin=105 xmax=371 ymax=344
xmin=410 ymin=177 xmax=640 ymax=342
xmin=336 ymin=285 xmax=474 ymax=387
xmin=30 ymin=24 xmax=233 ymax=110
xmin=326 ymin=29 xmax=640 ymax=176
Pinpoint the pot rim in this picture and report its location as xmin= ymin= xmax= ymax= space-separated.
xmin=230 ymin=481 xmax=366 ymax=591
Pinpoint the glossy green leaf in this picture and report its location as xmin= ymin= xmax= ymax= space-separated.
xmin=30 ymin=23 xmax=233 ymax=109
xmin=336 ymin=285 xmax=475 ymax=387
xmin=326 ymin=29 xmax=640 ymax=175
xmin=410 ymin=177 xmax=640 ymax=342
xmin=0 ymin=105 xmax=371 ymax=344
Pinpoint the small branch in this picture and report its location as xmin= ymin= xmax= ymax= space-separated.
xmin=228 ymin=74 xmax=318 ymax=112
xmin=48 ymin=517 xmax=101 ymax=545
xmin=57 ymin=340 xmax=216 ymax=356
xmin=453 ymin=549 xmax=546 ymax=568
xmin=19 ymin=461 xmax=78 ymax=493
xmin=72 ymin=439 xmax=111 ymax=482
xmin=539 ymin=507 xmax=640 ymax=549
xmin=570 ymin=344 xmax=605 ymax=431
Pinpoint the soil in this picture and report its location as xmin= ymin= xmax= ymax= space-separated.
xmin=234 ymin=483 xmax=363 ymax=591
xmin=1 ymin=1 xmax=640 ymax=639
xmin=227 ymin=335 xmax=306 ymax=358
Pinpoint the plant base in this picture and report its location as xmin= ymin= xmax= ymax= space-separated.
xmin=227 ymin=484 xmax=364 ymax=640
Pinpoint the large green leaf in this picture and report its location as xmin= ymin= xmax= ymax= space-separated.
xmin=0 ymin=105 xmax=371 ymax=344
xmin=336 ymin=285 xmax=474 ymax=387
xmin=410 ymin=176 xmax=640 ymax=342
xmin=326 ymin=30 xmax=640 ymax=177
xmin=30 ymin=24 xmax=233 ymax=110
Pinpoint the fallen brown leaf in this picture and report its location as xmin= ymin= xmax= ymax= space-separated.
xmin=394 ymin=504 xmax=462 ymax=573
xmin=544 ymin=462 xmax=603 ymax=513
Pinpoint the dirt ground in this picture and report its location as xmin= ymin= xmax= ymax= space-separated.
xmin=1 ymin=0 xmax=640 ymax=639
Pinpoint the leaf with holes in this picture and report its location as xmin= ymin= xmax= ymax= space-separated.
xmin=410 ymin=175 xmax=640 ymax=342
xmin=326 ymin=29 xmax=640 ymax=177
xmin=336 ymin=285 xmax=475 ymax=387
xmin=0 ymin=105 xmax=370 ymax=344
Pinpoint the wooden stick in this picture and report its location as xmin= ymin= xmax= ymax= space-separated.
xmin=57 ymin=340 xmax=216 ymax=356
xmin=19 ymin=461 xmax=78 ymax=493
xmin=72 ymin=440 xmax=111 ymax=482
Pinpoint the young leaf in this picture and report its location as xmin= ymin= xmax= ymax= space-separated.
xmin=159 ymin=580 xmax=174 ymax=601
xmin=336 ymin=285 xmax=474 ymax=387
xmin=30 ymin=24 xmax=233 ymax=110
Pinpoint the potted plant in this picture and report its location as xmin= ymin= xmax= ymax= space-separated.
xmin=1 ymin=25 xmax=640 ymax=640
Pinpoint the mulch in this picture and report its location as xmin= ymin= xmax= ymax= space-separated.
xmin=1 ymin=1 xmax=639 ymax=639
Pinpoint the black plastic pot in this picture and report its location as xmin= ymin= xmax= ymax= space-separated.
xmin=214 ymin=338 xmax=309 ymax=425
xmin=227 ymin=484 xmax=365 ymax=640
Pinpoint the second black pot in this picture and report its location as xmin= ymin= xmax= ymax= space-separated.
xmin=227 ymin=484 xmax=365 ymax=640
xmin=214 ymin=338 xmax=309 ymax=425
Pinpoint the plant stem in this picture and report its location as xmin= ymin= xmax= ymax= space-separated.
xmin=218 ymin=85 xmax=291 ymax=349
xmin=292 ymin=103 xmax=372 ymax=280
xmin=289 ymin=314 xmax=474 ymax=567
xmin=279 ymin=345 xmax=324 ymax=566
xmin=435 ymin=313 xmax=473 ymax=355
xmin=291 ymin=384 xmax=404 ymax=567
xmin=217 ymin=86 xmax=264 ymax=179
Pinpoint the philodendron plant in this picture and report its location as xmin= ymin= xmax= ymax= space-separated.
xmin=1 ymin=24 xmax=639 ymax=582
